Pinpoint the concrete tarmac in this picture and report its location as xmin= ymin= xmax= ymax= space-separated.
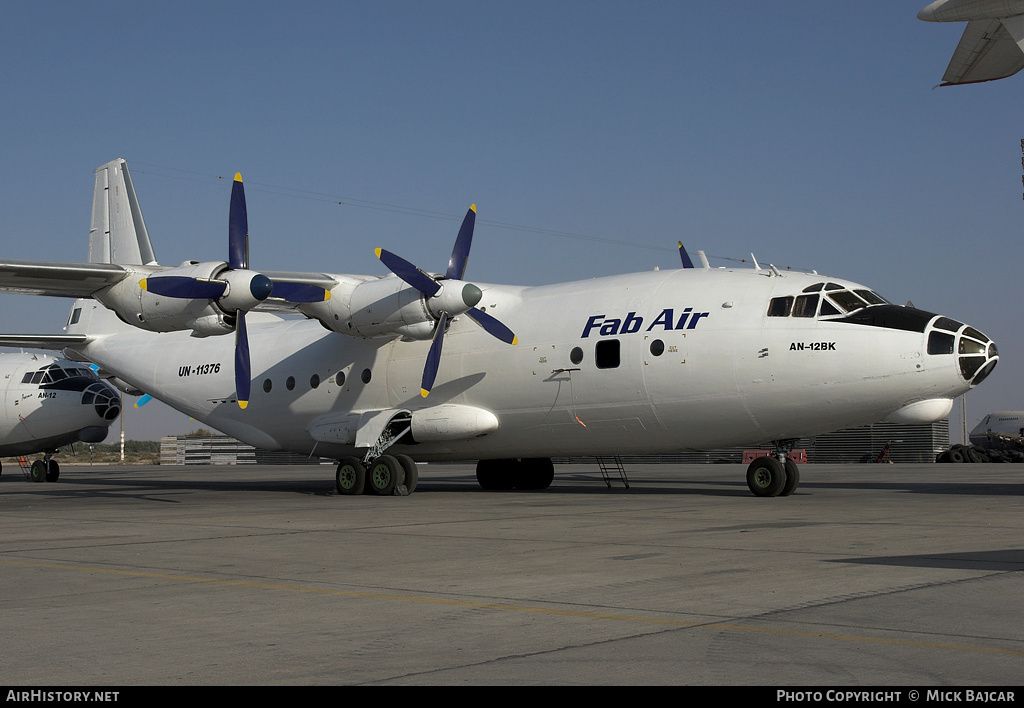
xmin=0 ymin=461 xmax=1021 ymax=686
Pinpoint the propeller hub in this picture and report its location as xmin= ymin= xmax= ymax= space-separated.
xmin=462 ymin=283 xmax=482 ymax=308
xmin=250 ymin=273 xmax=273 ymax=301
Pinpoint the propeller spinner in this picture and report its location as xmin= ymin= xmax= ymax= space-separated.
xmin=376 ymin=205 xmax=517 ymax=397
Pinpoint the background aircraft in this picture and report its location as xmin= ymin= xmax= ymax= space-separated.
xmin=0 ymin=159 xmax=1000 ymax=496
xmin=0 ymin=352 xmax=121 ymax=481
xmin=919 ymin=0 xmax=1024 ymax=84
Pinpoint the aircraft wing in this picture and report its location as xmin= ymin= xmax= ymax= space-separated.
xmin=0 ymin=334 xmax=90 ymax=350
xmin=939 ymin=18 xmax=1024 ymax=85
xmin=0 ymin=259 xmax=129 ymax=297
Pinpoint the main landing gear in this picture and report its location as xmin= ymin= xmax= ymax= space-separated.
xmin=746 ymin=441 xmax=800 ymax=498
xmin=335 ymin=454 xmax=419 ymax=496
xmin=476 ymin=458 xmax=554 ymax=491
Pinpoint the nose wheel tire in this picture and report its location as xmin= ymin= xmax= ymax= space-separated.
xmin=746 ymin=456 xmax=787 ymax=497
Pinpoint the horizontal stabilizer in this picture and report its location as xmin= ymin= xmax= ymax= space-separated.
xmin=940 ymin=17 xmax=1024 ymax=84
xmin=0 ymin=334 xmax=89 ymax=350
xmin=0 ymin=259 xmax=128 ymax=297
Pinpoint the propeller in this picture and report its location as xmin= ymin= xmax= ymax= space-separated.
xmin=376 ymin=205 xmax=517 ymax=397
xmin=141 ymin=173 xmax=331 ymax=409
xmin=678 ymin=242 xmax=695 ymax=269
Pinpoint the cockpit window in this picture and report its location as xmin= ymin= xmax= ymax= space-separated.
xmin=827 ymin=290 xmax=868 ymax=313
xmin=855 ymin=290 xmax=888 ymax=305
xmin=792 ymin=294 xmax=818 ymax=318
xmin=824 ymin=282 xmax=844 ymax=291
xmin=928 ymin=331 xmax=955 ymax=355
xmin=819 ymin=299 xmax=841 ymax=317
xmin=802 ymin=283 xmax=824 ymax=293
xmin=767 ymin=296 xmax=793 ymax=317
xmin=933 ymin=317 xmax=963 ymax=333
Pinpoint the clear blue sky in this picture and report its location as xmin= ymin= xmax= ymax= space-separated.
xmin=1 ymin=1 xmax=1021 ymax=443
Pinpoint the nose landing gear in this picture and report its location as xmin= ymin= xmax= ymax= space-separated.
xmin=746 ymin=440 xmax=800 ymax=497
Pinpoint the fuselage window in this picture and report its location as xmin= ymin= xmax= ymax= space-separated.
xmin=335 ymin=371 xmax=346 ymax=386
xmin=570 ymin=346 xmax=583 ymax=365
xmin=68 ymin=308 xmax=81 ymax=326
xmin=286 ymin=376 xmax=296 ymax=391
xmin=310 ymin=374 xmax=320 ymax=389
xmin=767 ymin=296 xmax=793 ymax=317
xmin=361 ymin=368 xmax=372 ymax=384
xmin=927 ymin=331 xmax=954 ymax=355
xmin=792 ymin=294 xmax=819 ymax=318
xmin=595 ymin=339 xmax=620 ymax=369
xmin=649 ymin=339 xmax=665 ymax=356
xmin=263 ymin=378 xmax=272 ymax=393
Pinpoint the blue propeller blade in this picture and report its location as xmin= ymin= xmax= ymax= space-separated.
xmin=467 ymin=307 xmax=517 ymax=345
xmin=421 ymin=311 xmax=447 ymax=397
xmin=134 ymin=393 xmax=153 ymax=408
xmin=375 ymin=248 xmax=441 ymax=297
xmin=234 ymin=310 xmax=251 ymax=409
xmin=271 ymin=281 xmax=331 ymax=303
xmin=446 ymin=205 xmax=476 ymax=280
xmin=678 ymin=242 xmax=695 ymax=269
xmin=229 ymin=173 xmax=249 ymax=270
xmin=141 ymin=276 xmax=228 ymax=299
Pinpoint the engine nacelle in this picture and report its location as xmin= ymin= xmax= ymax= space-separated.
xmin=96 ymin=261 xmax=233 ymax=335
xmin=302 ymin=275 xmax=437 ymax=340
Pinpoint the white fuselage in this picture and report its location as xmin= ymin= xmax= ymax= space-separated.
xmin=65 ymin=266 xmax=993 ymax=461
xmin=0 ymin=353 xmax=121 ymax=456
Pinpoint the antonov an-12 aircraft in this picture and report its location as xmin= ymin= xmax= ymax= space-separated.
xmin=0 ymin=159 xmax=1000 ymax=496
xmin=0 ymin=352 xmax=121 ymax=481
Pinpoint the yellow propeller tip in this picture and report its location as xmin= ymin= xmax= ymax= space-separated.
xmin=139 ymin=278 xmax=148 ymax=290
xmin=323 ymin=290 xmax=332 ymax=301
xmin=511 ymin=336 xmax=518 ymax=345
xmin=238 ymin=400 xmax=248 ymax=409
xmin=374 ymin=247 xmax=382 ymax=258
xmin=470 ymin=204 xmax=477 ymax=212
xmin=234 ymin=173 xmax=243 ymax=182
xmin=420 ymin=389 xmax=430 ymax=398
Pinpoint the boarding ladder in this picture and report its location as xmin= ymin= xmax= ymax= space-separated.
xmin=596 ymin=456 xmax=630 ymax=489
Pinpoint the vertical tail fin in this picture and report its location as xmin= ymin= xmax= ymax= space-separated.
xmin=88 ymin=158 xmax=158 ymax=265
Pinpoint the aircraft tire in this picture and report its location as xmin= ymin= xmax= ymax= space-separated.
xmin=336 ymin=457 xmax=366 ymax=496
xmin=965 ymin=446 xmax=983 ymax=463
xmin=476 ymin=459 xmax=514 ymax=490
xmin=30 ymin=460 xmax=47 ymax=483
xmin=45 ymin=460 xmax=60 ymax=483
xmin=948 ymin=448 xmax=966 ymax=463
xmin=746 ymin=456 xmax=785 ymax=497
xmin=516 ymin=458 xmax=554 ymax=490
xmin=395 ymin=454 xmax=418 ymax=494
xmin=780 ymin=458 xmax=799 ymax=496
xmin=367 ymin=455 xmax=401 ymax=496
